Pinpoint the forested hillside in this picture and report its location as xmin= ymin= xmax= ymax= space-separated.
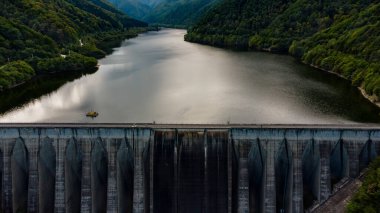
xmin=0 ymin=0 xmax=147 ymax=90
xmin=347 ymin=157 xmax=380 ymax=213
xmin=145 ymin=0 xmax=219 ymax=26
xmin=109 ymin=0 xmax=218 ymax=26
xmin=186 ymin=0 xmax=380 ymax=100
xmin=108 ymin=0 xmax=152 ymax=21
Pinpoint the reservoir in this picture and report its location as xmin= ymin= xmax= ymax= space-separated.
xmin=0 ymin=29 xmax=379 ymax=123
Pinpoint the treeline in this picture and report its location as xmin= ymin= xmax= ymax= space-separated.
xmin=347 ymin=157 xmax=380 ymax=213
xmin=0 ymin=61 xmax=34 ymax=90
xmin=289 ymin=3 xmax=380 ymax=98
xmin=0 ymin=0 xmax=147 ymax=90
xmin=145 ymin=0 xmax=220 ymax=26
xmin=109 ymin=0 xmax=219 ymax=27
xmin=186 ymin=0 xmax=380 ymax=98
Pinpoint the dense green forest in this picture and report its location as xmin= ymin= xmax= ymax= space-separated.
xmin=347 ymin=157 xmax=380 ymax=213
xmin=109 ymin=0 xmax=219 ymax=27
xmin=0 ymin=0 xmax=147 ymax=90
xmin=108 ymin=0 xmax=152 ymax=21
xmin=145 ymin=0 xmax=219 ymax=26
xmin=186 ymin=0 xmax=380 ymax=99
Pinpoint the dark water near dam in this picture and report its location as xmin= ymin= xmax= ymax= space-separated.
xmin=0 ymin=29 xmax=379 ymax=123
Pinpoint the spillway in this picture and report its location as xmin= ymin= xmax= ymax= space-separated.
xmin=0 ymin=124 xmax=379 ymax=213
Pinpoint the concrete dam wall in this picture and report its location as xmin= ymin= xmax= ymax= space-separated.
xmin=0 ymin=124 xmax=379 ymax=213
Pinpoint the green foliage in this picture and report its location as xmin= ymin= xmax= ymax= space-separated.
xmin=107 ymin=0 xmax=152 ymax=22
xmin=188 ymin=0 xmax=375 ymax=50
xmin=0 ymin=61 xmax=35 ymax=90
xmin=75 ymin=44 xmax=107 ymax=59
xmin=147 ymin=0 xmax=219 ymax=26
xmin=109 ymin=0 xmax=219 ymax=27
xmin=0 ymin=0 xmax=147 ymax=89
xmin=37 ymin=53 xmax=97 ymax=73
xmin=185 ymin=32 xmax=248 ymax=48
xmin=347 ymin=157 xmax=380 ymax=213
xmin=186 ymin=0 xmax=294 ymax=49
xmin=0 ymin=0 xmax=146 ymax=44
xmin=188 ymin=0 xmax=380 ymax=97
xmin=293 ymin=3 xmax=380 ymax=96
xmin=0 ymin=17 xmax=59 ymax=64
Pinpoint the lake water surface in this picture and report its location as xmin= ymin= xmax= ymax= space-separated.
xmin=1 ymin=29 xmax=379 ymax=123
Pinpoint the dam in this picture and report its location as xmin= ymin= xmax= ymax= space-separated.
xmin=0 ymin=124 xmax=379 ymax=213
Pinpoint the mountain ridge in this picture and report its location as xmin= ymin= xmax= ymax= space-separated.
xmin=109 ymin=0 xmax=219 ymax=26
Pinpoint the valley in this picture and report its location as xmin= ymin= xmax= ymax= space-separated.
xmin=109 ymin=0 xmax=219 ymax=26
xmin=0 ymin=1 xmax=379 ymax=212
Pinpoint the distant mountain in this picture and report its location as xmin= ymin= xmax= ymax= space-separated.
xmin=146 ymin=0 xmax=219 ymax=26
xmin=186 ymin=0 xmax=380 ymax=104
xmin=108 ymin=0 xmax=152 ymax=21
xmin=108 ymin=0 xmax=219 ymax=26
xmin=0 ymin=0 xmax=147 ymax=90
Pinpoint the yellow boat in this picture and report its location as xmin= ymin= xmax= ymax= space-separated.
xmin=86 ymin=111 xmax=99 ymax=118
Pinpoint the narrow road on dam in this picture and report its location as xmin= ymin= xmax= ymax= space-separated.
xmin=1 ymin=123 xmax=380 ymax=130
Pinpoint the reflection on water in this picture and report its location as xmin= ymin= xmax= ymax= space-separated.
xmin=0 ymin=68 xmax=97 ymax=116
xmin=0 ymin=29 xmax=379 ymax=123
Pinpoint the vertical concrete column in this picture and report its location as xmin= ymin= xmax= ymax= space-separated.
xmin=53 ymin=128 xmax=72 ymax=213
xmin=107 ymin=143 xmax=118 ymax=213
xmin=203 ymin=130 xmax=208 ymax=213
xmin=20 ymin=128 xmax=39 ymax=213
xmin=358 ymin=131 xmax=379 ymax=172
xmin=11 ymin=137 xmax=29 ymax=213
xmin=80 ymin=128 xmax=92 ymax=213
xmin=315 ymin=130 xmax=340 ymax=201
xmin=237 ymin=142 xmax=249 ymax=213
xmin=232 ymin=129 xmax=253 ymax=213
xmin=104 ymin=129 xmax=122 ymax=213
xmin=91 ymin=137 xmax=108 ymax=213
xmin=249 ymin=138 xmax=266 ymax=213
xmin=274 ymin=139 xmax=292 ymax=213
xmin=148 ymin=130 xmax=154 ymax=213
xmin=0 ymin=128 xmax=18 ymax=213
xmin=318 ymin=142 xmax=331 ymax=201
xmin=342 ymin=130 xmax=369 ymax=178
xmin=65 ymin=137 xmax=83 ymax=213
xmin=286 ymin=129 xmax=309 ymax=213
xmin=302 ymin=138 xmax=320 ymax=210
xmin=173 ymin=130 xmax=179 ymax=213
xmin=227 ymin=130 xmax=234 ymax=213
xmin=371 ymin=131 xmax=380 ymax=157
xmin=117 ymin=137 xmax=134 ymax=213
xmin=132 ymin=128 xmax=152 ymax=213
xmin=330 ymin=139 xmax=349 ymax=189
xmin=132 ymin=129 xmax=143 ymax=213
xmin=265 ymin=146 xmax=276 ymax=213
xmin=358 ymin=139 xmax=377 ymax=172
xmin=261 ymin=129 xmax=284 ymax=213
xmin=38 ymin=137 xmax=56 ymax=213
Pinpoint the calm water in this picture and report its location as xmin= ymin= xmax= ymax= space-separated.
xmin=1 ymin=29 xmax=379 ymax=123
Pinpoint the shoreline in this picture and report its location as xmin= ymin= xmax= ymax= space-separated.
xmin=0 ymin=66 xmax=99 ymax=92
xmin=359 ymin=88 xmax=380 ymax=108
xmin=0 ymin=29 xmax=151 ymax=92
xmin=307 ymin=63 xmax=380 ymax=109
xmin=185 ymin=36 xmax=380 ymax=110
xmin=263 ymin=50 xmax=380 ymax=110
